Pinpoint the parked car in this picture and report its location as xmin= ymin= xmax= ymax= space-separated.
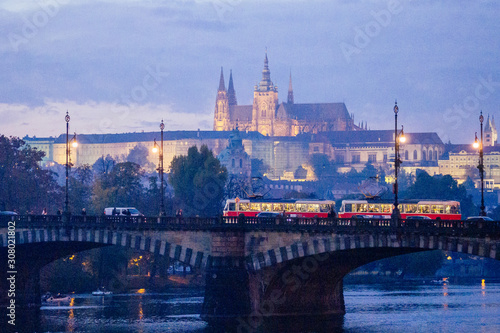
xmin=406 ymin=216 xmax=432 ymax=220
xmin=104 ymin=207 xmax=142 ymax=216
xmin=466 ymin=216 xmax=494 ymax=222
xmin=0 ymin=211 xmax=18 ymax=215
xmin=256 ymin=212 xmax=281 ymax=218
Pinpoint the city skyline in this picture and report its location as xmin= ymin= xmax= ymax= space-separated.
xmin=0 ymin=0 xmax=499 ymax=144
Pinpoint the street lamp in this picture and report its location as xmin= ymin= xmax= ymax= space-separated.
xmin=64 ymin=111 xmax=77 ymax=218
xmin=473 ymin=111 xmax=486 ymax=216
xmin=152 ymin=120 xmax=165 ymax=216
xmin=392 ymin=101 xmax=406 ymax=221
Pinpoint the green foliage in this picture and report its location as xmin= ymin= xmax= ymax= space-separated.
xmin=403 ymin=170 xmax=477 ymax=218
xmin=0 ymin=135 xmax=62 ymax=213
xmin=92 ymin=154 xmax=115 ymax=174
xmin=168 ymin=145 xmax=227 ymax=216
xmin=91 ymin=162 xmax=144 ymax=211
xmin=69 ymin=164 xmax=93 ymax=214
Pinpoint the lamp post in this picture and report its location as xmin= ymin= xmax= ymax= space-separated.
xmin=64 ymin=111 xmax=78 ymax=218
xmin=392 ymin=101 xmax=406 ymax=222
xmin=473 ymin=111 xmax=486 ymax=216
xmin=152 ymin=120 xmax=165 ymax=216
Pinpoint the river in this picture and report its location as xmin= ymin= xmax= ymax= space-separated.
xmin=11 ymin=282 xmax=500 ymax=332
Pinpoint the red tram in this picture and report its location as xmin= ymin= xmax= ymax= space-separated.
xmin=338 ymin=199 xmax=461 ymax=220
xmin=223 ymin=198 xmax=336 ymax=218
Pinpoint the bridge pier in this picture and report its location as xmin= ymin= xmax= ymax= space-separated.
xmin=201 ymin=230 xmax=251 ymax=325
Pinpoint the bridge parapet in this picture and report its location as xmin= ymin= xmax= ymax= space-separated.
xmin=1 ymin=215 xmax=500 ymax=238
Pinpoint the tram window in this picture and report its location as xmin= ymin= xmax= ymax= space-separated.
xmin=431 ymin=205 xmax=444 ymax=214
xmin=445 ymin=205 xmax=451 ymax=214
xmin=296 ymin=204 xmax=307 ymax=212
xmin=239 ymin=203 xmax=249 ymax=211
xmin=262 ymin=203 xmax=272 ymax=212
xmin=285 ymin=203 xmax=295 ymax=212
xmin=308 ymin=204 xmax=319 ymax=212
xmin=250 ymin=203 xmax=260 ymax=211
xmin=368 ymin=204 xmax=380 ymax=212
xmin=273 ymin=203 xmax=284 ymax=212
xmin=420 ymin=205 xmax=430 ymax=214
xmin=381 ymin=204 xmax=391 ymax=213
xmin=228 ymin=203 xmax=236 ymax=211
xmin=406 ymin=204 xmax=418 ymax=213
xmin=320 ymin=204 xmax=330 ymax=212
xmin=344 ymin=204 xmax=352 ymax=213
xmin=356 ymin=204 xmax=367 ymax=213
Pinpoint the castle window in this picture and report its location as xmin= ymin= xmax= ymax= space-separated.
xmin=368 ymin=154 xmax=377 ymax=163
xmin=232 ymin=159 xmax=235 ymax=167
xmin=434 ymin=151 xmax=438 ymax=160
xmin=261 ymin=110 xmax=266 ymax=117
xmin=428 ymin=150 xmax=433 ymax=160
xmin=352 ymin=155 xmax=360 ymax=164
xmin=313 ymin=147 xmax=319 ymax=152
xmin=405 ymin=151 xmax=408 ymax=160
xmin=239 ymin=159 xmax=242 ymax=168
xmin=413 ymin=150 xmax=417 ymax=160
xmin=422 ymin=151 xmax=427 ymax=161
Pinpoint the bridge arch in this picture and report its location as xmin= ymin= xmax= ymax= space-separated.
xmin=1 ymin=226 xmax=212 ymax=269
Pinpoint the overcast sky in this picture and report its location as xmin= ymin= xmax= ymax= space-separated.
xmin=0 ymin=0 xmax=499 ymax=143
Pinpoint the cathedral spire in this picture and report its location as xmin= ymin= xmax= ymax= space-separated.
xmin=287 ymin=71 xmax=294 ymax=104
xmin=257 ymin=51 xmax=275 ymax=92
xmin=228 ymin=69 xmax=237 ymax=106
xmin=218 ymin=67 xmax=226 ymax=91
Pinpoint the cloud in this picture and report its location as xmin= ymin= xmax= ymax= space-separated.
xmin=0 ymin=0 xmax=498 ymax=144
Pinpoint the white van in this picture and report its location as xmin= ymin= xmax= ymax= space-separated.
xmin=104 ymin=207 xmax=142 ymax=216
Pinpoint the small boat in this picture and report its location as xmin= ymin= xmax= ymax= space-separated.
xmin=42 ymin=292 xmax=71 ymax=303
xmin=92 ymin=287 xmax=113 ymax=296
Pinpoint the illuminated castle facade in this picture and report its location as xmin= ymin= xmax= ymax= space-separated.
xmin=213 ymin=54 xmax=357 ymax=136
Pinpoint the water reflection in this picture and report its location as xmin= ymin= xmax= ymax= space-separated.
xmin=5 ymin=284 xmax=500 ymax=333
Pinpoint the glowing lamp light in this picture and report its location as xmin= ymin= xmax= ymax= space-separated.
xmin=399 ymin=135 xmax=406 ymax=143
xmin=152 ymin=146 xmax=158 ymax=153
xmin=72 ymin=141 xmax=78 ymax=148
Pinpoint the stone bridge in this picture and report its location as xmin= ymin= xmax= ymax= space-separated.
xmin=1 ymin=215 xmax=499 ymax=327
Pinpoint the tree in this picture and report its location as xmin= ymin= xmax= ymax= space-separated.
xmin=0 ymin=135 xmax=62 ymax=213
xmin=91 ymin=162 xmax=145 ymax=212
xmin=251 ymin=158 xmax=268 ymax=178
xmin=168 ymin=145 xmax=227 ymax=216
xmin=69 ymin=164 xmax=93 ymax=214
xmin=127 ymin=143 xmax=153 ymax=169
xmin=92 ymin=154 xmax=116 ymax=175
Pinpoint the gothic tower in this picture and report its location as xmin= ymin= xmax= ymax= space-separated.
xmin=484 ymin=114 xmax=497 ymax=146
xmin=287 ymin=71 xmax=294 ymax=104
xmin=251 ymin=52 xmax=279 ymax=136
xmin=213 ymin=67 xmax=230 ymax=131
xmin=228 ymin=70 xmax=237 ymax=106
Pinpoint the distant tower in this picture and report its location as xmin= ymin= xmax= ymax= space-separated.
xmin=287 ymin=71 xmax=294 ymax=104
xmin=213 ymin=67 xmax=230 ymax=131
xmin=228 ymin=70 xmax=237 ymax=106
xmin=251 ymin=52 xmax=279 ymax=136
xmin=484 ymin=114 xmax=497 ymax=146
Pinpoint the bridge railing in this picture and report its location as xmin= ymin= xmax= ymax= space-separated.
xmin=1 ymin=215 xmax=499 ymax=236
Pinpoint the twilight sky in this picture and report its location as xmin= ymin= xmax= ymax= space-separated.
xmin=0 ymin=0 xmax=499 ymax=143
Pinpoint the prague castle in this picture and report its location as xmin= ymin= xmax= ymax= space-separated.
xmin=213 ymin=53 xmax=358 ymax=136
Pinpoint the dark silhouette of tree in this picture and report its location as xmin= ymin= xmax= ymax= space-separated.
xmin=69 ymin=164 xmax=93 ymax=214
xmin=127 ymin=144 xmax=150 ymax=167
xmin=294 ymin=165 xmax=307 ymax=179
xmin=92 ymin=154 xmax=116 ymax=175
xmin=0 ymin=135 xmax=62 ymax=213
xmin=251 ymin=158 xmax=268 ymax=178
xmin=168 ymin=145 xmax=227 ymax=216
xmin=91 ymin=162 xmax=144 ymax=212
